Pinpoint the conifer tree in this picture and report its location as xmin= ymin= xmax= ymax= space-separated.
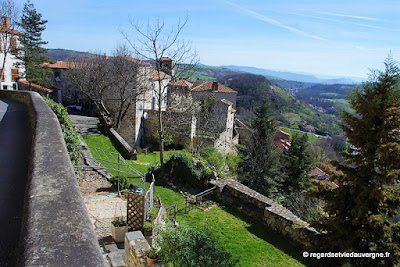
xmin=282 ymin=133 xmax=313 ymax=196
xmin=239 ymin=97 xmax=280 ymax=198
xmin=18 ymin=0 xmax=52 ymax=87
xmin=307 ymin=57 xmax=400 ymax=266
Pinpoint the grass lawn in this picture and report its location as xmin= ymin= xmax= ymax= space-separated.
xmin=83 ymin=134 xmax=304 ymax=266
xmin=82 ymin=135 xmax=178 ymax=174
xmin=280 ymin=127 xmax=319 ymax=143
xmin=131 ymin=175 xmax=304 ymax=266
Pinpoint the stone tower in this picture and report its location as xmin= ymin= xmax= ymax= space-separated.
xmin=158 ymin=57 xmax=175 ymax=77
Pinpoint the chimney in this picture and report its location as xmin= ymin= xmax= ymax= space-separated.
xmin=104 ymin=53 xmax=108 ymax=59
xmin=3 ymin=17 xmax=10 ymax=28
xmin=212 ymin=81 xmax=218 ymax=91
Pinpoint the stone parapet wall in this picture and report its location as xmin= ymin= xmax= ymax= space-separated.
xmin=212 ymin=179 xmax=318 ymax=247
xmin=108 ymin=127 xmax=136 ymax=159
xmin=0 ymin=91 xmax=104 ymax=266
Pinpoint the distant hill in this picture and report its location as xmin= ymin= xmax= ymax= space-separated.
xmin=221 ymin=65 xmax=364 ymax=84
xmin=46 ymin=48 xmax=93 ymax=61
xmin=219 ymin=73 xmax=341 ymax=135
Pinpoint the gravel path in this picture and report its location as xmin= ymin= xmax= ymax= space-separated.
xmin=79 ymin=169 xmax=126 ymax=240
xmin=85 ymin=196 xmax=127 ymax=240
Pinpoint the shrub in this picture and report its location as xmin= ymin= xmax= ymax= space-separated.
xmin=149 ymin=207 xmax=160 ymax=222
xmin=157 ymin=223 xmax=237 ymax=267
xmin=225 ymin=153 xmax=241 ymax=175
xmin=42 ymin=97 xmax=81 ymax=167
xmin=164 ymin=152 xmax=213 ymax=188
xmin=199 ymin=146 xmax=224 ymax=170
xmin=110 ymin=175 xmax=129 ymax=190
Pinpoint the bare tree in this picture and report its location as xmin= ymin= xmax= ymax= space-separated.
xmin=105 ymin=44 xmax=147 ymax=130
xmin=63 ymin=53 xmax=112 ymax=121
xmin=0 ymin=0 xmax=20 ymax=82
xmin=122 ymin=17 xmax=198 ymax=168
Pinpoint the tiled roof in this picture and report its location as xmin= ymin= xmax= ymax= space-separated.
xmin=160 ymin=57 xmax=174 ymax=61
xmin=41 ymin=61 xmax=85 ymax=69
xmin=0 ymin=25 xmax=23 ymax=35
xmin=275 ymin=130 xmax=290 ymax=142
xmin=173 ymin=79 xmax=193 ymax=87
xmin=149 ymin=69 xmax=170 ymax=80
xmin=190 ymin=81 xmax=237 ymax=94
xmin=125 ymin=56 xmax=150 ymax=66
xmin=18 ymin=80 xmax=53 ymax=92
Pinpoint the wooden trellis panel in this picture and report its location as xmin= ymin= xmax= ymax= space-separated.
xmin=127 ymin=193 xmax=145 ymax=231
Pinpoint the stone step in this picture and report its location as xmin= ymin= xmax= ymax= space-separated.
xmin=107 ymin=250 xmax=125 ymax=267
xmin=104 ymin=242 xmax=119 ymax=253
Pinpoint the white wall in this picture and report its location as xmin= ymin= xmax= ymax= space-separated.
xmin=0 ymin=32 xmax=25 ymax=90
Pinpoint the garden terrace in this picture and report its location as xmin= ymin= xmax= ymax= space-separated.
xmin=84 ymin=134 xmax=305 ymax=266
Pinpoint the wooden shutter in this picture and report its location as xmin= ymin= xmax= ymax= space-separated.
xmin=10 ymin=37 xmax=16 ymax=51
xmin=11 ymin=69 xmax=18 ymax=80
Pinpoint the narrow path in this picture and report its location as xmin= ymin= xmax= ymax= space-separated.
xmin=0 ymin=98 xmax=31 ymax=266
xmin=69 ymin=114 xmax=101 ymax=135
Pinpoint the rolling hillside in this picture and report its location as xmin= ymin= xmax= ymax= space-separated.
xmin=46 ymin=48 xmax=94 ymax=61
xmin=219 ymin=73 xmax=341 ymax=135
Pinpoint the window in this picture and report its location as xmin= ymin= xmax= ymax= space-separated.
xmin=0 ymin=69 xmax=4 ymax=81
xmin=11 ymin=69 xmax=18 ymax=80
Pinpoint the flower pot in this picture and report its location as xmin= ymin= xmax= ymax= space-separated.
xmin=146 ymin=257 xmax=158 ymax=266
xmin=111 ymin=224 xmax=128 ymax=243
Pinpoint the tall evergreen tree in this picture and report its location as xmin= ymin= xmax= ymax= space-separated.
xmin=281 ymin=133 xmax=313 ymax=196
xmin=239 ymin=97 xmax=280 ymax=198
xmin=18 ymin=0 xmax=52 ymax=87
xmin=307 ymin=57 xmax=400 ymax=266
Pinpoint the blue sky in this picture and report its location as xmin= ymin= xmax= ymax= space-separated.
xmin=16 ymin=0 xmax=400 ymax=78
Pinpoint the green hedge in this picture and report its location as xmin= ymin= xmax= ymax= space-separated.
xmin=42 ymin=97 xmax=81 ymax=166
xmin=164 ymin=152 xmax=213 ymax=189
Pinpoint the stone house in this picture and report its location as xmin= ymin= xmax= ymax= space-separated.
xmin=119 ymin=58 xmax=171 ymax=147
xmin=190 ymin=81 xmax=238 ymax=109
xmin=0 ymin=17 xmax=25 ymax=90
xmin=165 ymin=79 xmax=239 ymax=154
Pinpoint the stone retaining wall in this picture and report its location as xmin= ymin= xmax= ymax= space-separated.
xmin=213 ymin=179 xmax=318 ymax=247
xmin=125 ymin=231 xmax=167 ymax=267
xmin=143 ymin=109 xmax=193 ymax=147
xmin=0 ymin=91 xmax=104 ymax=266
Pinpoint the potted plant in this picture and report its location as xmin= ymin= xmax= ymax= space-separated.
xmin=111 ymin=216 xmax=128 ymax=243
xmin=143 ymin=221 xmax=153 ymax=236
xmin=146 ymin=247 xmax=159 ymax=266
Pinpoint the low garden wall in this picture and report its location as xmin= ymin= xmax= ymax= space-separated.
xmin=212 ymin=179 xmax=318 ymax=247
xmin=0 ymin=91 xmax=104 ymax=266
xmin=125 ymin=231 xmax=167 ymax=267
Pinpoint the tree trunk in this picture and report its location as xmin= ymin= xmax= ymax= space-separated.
xmin=158 ymin=97 xmax=165 ymax=169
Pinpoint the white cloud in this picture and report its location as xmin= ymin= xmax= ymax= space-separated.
xmin=289 ymin=12 xmax=387 ymax=30
xmin=226 ymin=1 xmax=327 ymax=41
xmin=317 ymin=11 xmax=383 ymax=22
